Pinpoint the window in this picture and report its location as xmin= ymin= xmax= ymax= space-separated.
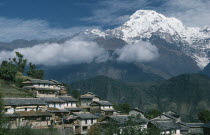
xmin=91 ymin=119 xmax=93 ymax=124
xmin=67 ymin=103 xmax=68 ymax=106
xmin=25 ymin=108 xmax=27 ymax=111
xmin=85 ymin=120 xmax=88 ymax=124
xmin=82 ymin=126 xmax=88 ymax=131
xmin=4 ymin=108 xmax=8 ymax=112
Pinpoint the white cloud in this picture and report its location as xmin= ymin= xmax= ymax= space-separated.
xmin=115 ymin=42 xmax=159 ymax=63
xmin=0 ymin=37 xmax=109 ymax=66
xmin=163 ymin=0 xmax=210 ymax=27
xmin=0 ymin=17 xmax=90 ymax=42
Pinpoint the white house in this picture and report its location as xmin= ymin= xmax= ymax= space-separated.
xmin=90 ymin=101 xmax=115 ymax=115
xmin=58 ymin=96 xmax=77 ymax=108
xmin=3 ymin=98 xmax=52 ymax=129
xmin=80 ymin=92 xmax=100 ymax=107
xmin=3 ymin=98 xmax=47 ymax=114
xmin=22 ymin=79 xmax=67 ymax=97
xmin=40 ymin=97 xmax=66 ymax=109
xmin=129 ymin=108 xmax=146 ymax=118
xmin=64 ymin=112 xmax=99 ymax=134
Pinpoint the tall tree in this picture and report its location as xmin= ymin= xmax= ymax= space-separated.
xmin=13 ymin=52 xmax=27 ymax=73
xmin=198 ymin=110 xmax=210 ymax=123
xmin=27 ymin=63 xmax=44 ymax=79
xmin=0 ymin=60 xmax=18 ymax=81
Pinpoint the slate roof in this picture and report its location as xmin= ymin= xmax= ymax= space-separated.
xmin=58 ymin=96 xmax=77 ymax=102
xmin=186 ymin=123 xmax=204 ymax=128
xmin=22 ymin=86 xmax=60 ymax=91
xmin=48 ymin=109 xmax=69 ymax=113
xmin=73 ymin=112 xmax=99 ymax=119
xmin=105 ymin=115 xmax=148 ymax=125
xmin=15 ymin=111 xmax=52 ymax=117
xmin=80 ymin=92 xmax=99 ymax=99
xmin=90 ymin=101 xmax=113 ymax=106
xmin=40 ymin=97 xmax=66 ymax=103
xmin=65 ymin=107 xmax=82 ymax=111
xmin=203 ymin=122 xmax=210 ymax=128
xmin=3 ymin=98 xmax=47 ymax=106
xmin=151 ymin=121 xmax=181 ymax=131
xmin=23 ymin=79 xmax=56 ymax=84
xmin=132 ymin=108 xmax=145 ymax=113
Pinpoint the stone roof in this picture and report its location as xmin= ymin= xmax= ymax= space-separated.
xmin=90 ymin=101 xmax=113 ymax=106
xmin=58 ymin=96 xmax=77 ymax=102
xmin=104 ymin=115 xmax=148 ymax=125
xmin=65 ymin=107 xmax=82 ymax=111
xmin=80 ymin=92 xmax=99 ymax=99
xmin=73 ymin=112 xmax=99 ymax=119
xmin=22 ymin=86 xmax=60 ymax=91
xmin=23 ymin=79 xmax=56 ymax=85
xmin=15 ymin=111 xmax=52 ymax=117
xmin=48 ymin=109 xmax=69 ymax=113
xmin=3 ymin=98 xmax=47 ymax=106
xmin=203 ymin=122 xmax=210 ymax=128
xmin=40 ymin=97 xmax=66 ymax=103
xmin=132 ymin=108 xmax=145 ymax=113
xmin=186 ymin=123 xmax=204 ymax=128
xmin=151 ymin=121 xmax=181 ymax=131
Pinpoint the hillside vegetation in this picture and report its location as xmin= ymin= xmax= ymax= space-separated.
xmin=71 ymin=74 xmax=210 ymax=121
xmin=0 ymin=79 xmax=30 ymax=97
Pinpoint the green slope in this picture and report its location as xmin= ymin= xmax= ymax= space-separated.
xmin=0 ymin=79 xmax=31 ymax=98
xmin=70 ymin=74 xmax=210 ymax=121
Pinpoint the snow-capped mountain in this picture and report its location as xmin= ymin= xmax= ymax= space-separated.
xmin=85 ymin=10 xmax=210 ymax=69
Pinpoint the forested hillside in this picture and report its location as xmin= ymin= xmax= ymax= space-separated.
xmin=71 ymin=74 xmax=210 ymax=121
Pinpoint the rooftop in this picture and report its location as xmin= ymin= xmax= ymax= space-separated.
xmin=22 ymin=86 xmax=60 ymax=91
xmin=40 ymin=97 xmax=66 ymax=103
xmin=90 ymin=101 xmax=113 ymax=106
xmin=80 ymin=92 xmax=99 ymax=99
xmin=23 ymin=79 xmax=56 ymax=85
xmin=58 ymin=96 xmax=77 ymax=102
xmin=104 ymin=115 xmax=148 ymax=125
xmin=3 ymin=98 xmax=47 ymax=106
xmin=73 ymin=112 xmax=99 ymax=119
xmin=151 ymin=121 xmax=181 ymax=131
xmin=132 ymin=108 xmax=145 ymax=113
xmin=15 ymin=110 xmax=52 ymax=117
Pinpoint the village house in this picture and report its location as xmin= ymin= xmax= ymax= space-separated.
xmin=22 ymin=79 xmax=67 ymax=97
xmin=58 ymin=96 xmax=78 ymax=108
xmin=149 ymin=120 xmax=182 ymax=135
xmin=186 ymin=123 xmax=204 ymax=135
xmin=40 ymin=97 xmax=66 ymax=109
xmin=203 ymin=122 xmax=210 ymax=135
xmin=129 ymin=108 xmax=146 ymax=118
xmin=102 ymin=115 xmax=148 ymax=128
xmin=90 ymin=101 xmax=115 ymax=116
xmin=80 ymin=92 xmax=100 ymax=107
xmin=3 ymin=98 xmax=48 ymax=114
xmin=152 ymin=112 xmax=181 ymax=123
xmin=64 ymin=112 xmax=99 ymax=135
xmin=3 ymin=98 xmax=52 ymax=129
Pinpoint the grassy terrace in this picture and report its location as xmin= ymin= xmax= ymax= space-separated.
xmin=0 ymin=79 xmax=31 ymax=98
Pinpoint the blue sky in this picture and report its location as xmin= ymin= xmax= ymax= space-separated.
xmin=0 ymin=0 xmax=210 ymax=41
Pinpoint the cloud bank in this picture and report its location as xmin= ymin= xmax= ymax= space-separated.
xmin=0 ymin=39 xmax=159 ymax=66
xmin=0 ymin=37 xmax=109 ymax=66
xmin=116 ymin=42 xmax=159 ymax=63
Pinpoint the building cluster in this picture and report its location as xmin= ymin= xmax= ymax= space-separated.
xmin=2 ymin=79 xmax=210 ymax=135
